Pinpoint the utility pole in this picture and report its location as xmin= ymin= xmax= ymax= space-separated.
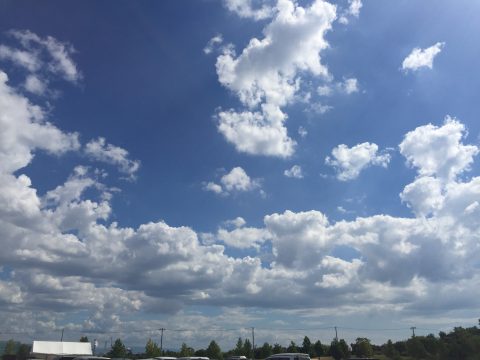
xmin=61 ymin=329 xmax=64 ymax=342
xmin=410 ymin=326 xmax=416 ymax=338
xmin=160 ymin=328 xmax=165 ymax=355
xmin=251 ymin=327 xmax=255 ymax=360
xmin=334 ymin=326 xmax=338 ymax=342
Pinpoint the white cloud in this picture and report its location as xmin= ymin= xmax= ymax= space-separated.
xmin=203 ymin=34 xmax=223 ymax=55
xmin=325 ymin=142 xmax=391 ymax=181
xmin=399 ymin=117 xmax=478 ymax=182
xmin=223 ymin=0 xmax=275 ymax=20
xmin=338 ymin=0 xmax=362 ymax=24
xmin=400 ymin=176 xmax=444 ymax=217
xmin=317 ymin=77 xmax=359 ymax=96
xmin=342 ymin=77 xmax=359 ymax=94
xmin=221 ymin=166 xmax=260 ymax=192
xmin=284 ymin=164 xmax=304 ymax=179
xmin=84 ymin=137 xmax=140 ymax=180
xmin=348 ymin=0 xmax=362 ymax=17
xmin=204 ymin=167 xmax=261 ymax=196
xmin=217 ymin=108 xmax=296 ymax=157
xmin=217 ymin=226 xmax=271 ymax=249
xmin=224 ymin=216 xmax=247 ymax=228
xmin=216 ymin=0 xmax=337 ymax=157
xmin=24 ymin=74 xmax=47 ymax=95
xmin=402 ymin=42 xmax=445 ymax=72
xmin=9 ymin=29 xmax=81 ymax=82
xmin=0 ymin=44 xmax=40 ymax=72
xmin=298 ymin=126 xmax=308 ymax=138
xmin=0 ymin=71 xmax=80 ymax=173
xmin=204 ymin=181 xmax=223 ymax=194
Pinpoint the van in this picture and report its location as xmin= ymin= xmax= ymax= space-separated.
xmin=266 ymin=353 xmax=310 ymax=360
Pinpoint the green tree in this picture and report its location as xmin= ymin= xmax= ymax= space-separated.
xmin=234 ymin=338 xmax=243 ymax=356
xmin=179 ymin=343 xmax=194 ymax=357
xmin=145 ymin=338 xmax=161 ymax=357
xmin=243 ymin=339 xmax=252 ymax=358
xmin=4 ymin=339 xmax=17 ymax=355
xmin=272 ymin=343 xmax=284 ymax=354
xmin=206 ymin=340 xmax=222 ymax=360
xmin=329 ymin=339 xmax=349 ymax=360
xmin=286 ymin=341 xmax=298 ymax=353
xmin=313 ymin=340 xmax=324 ymax=357
xmin=351 ymin=338 xmax=373 ymax=358
xmin=79 ymin=336 xmax=89 ymax=343
xmin=302 ymin=336 xmax=312 ymax=356
xmin=406 ymin=337 xmax=427 ymax=359
xmin=383 ymin=339 xmax=399 ymax=359
xmin=108 ymin=339 xmax=127 ymax=358
xmin=16 ymin=344 xmax=31 ymax=360
xmin=259 ymin=342 xmax=272 ymax=358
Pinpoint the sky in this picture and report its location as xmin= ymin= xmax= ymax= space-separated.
xmin=1 ymin=0 xmax=480 ymax=351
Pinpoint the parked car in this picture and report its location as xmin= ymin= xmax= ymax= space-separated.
xmin=266 ymin=353 xmax=310 ymax=360
xmin=226 ymin=356 xmax=247 ymax=360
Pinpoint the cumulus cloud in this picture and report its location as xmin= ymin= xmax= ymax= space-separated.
xmin=217 ymin=108 xmax=296 ymax=157
xmin=402 ymin=42 xmax=445 ymax=72
xmin=217 ymin=226 xmax=271 ymax=249
xmin=284 ymin=164 xmax=304 ymax=178
xmin=84 ymin=137 xmax=140 ymax=180
xmin=325 ymin=142 xmax=391 ymax=181
xmin=216 ymin=0 xmax=336 ymax=157
xmin=204 ymin=167 xmax=261 ymax=196
xmin=399 ymin=117 xmax=478 ymax=182
xmin=0 ymin=71 xmax=80 ymax=173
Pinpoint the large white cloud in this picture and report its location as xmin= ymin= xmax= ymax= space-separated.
xmin=325 ymin=142 xmax=391 ymax=181
xmin=399 ymin=117 xmax=478 ymax=182
xmin=216 ymin=0 xmax=336 ymax=157
xmin=0 ymin=71 xmax=80 ymax=173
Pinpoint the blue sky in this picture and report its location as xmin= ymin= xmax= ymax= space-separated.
xmin=1 ymin=0 xmax=480 ymax=350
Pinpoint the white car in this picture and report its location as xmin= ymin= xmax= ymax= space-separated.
xmin=266 ymin=353 xmax=310 ymax=360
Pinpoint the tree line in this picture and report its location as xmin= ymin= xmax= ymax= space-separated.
xmin=3 ymin=320 xmax=480 ymax=360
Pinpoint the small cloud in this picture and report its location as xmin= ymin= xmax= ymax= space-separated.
xmin=307 ymin=102 xmax=332 ymax=115
xmin=223 ymin=0 xmax=275 ymax=20
xmin=24 ymin=75 xmax=47 ymax=95
xmin=338 ymin=0 xmax=363 ymax=24
xmin=204 ymin=182 xmax=223 ymax=194
xmin=84 ymin=137 xmax=140 ymax=180
xmin=341 ymin=78 xmax=359 ymax=94
xmin=317 ymin=78 xmax=359 ymax=97
xmin=204 ymin=167 xmax=262 ymax=196
xmin=203 ymin=34 xmax=223 ymax=55
xmin=402 ymin=42 xmax=445 ymax=72
xmin=284 ymin=165 xmax=304 ymax=179
xmin=298 ymin=126 xmax=308 ymax=138
xmin=326 ymin=142 xmax=391 ymax=181
xmin=223 ymin=216 xmax=247 ymax=228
